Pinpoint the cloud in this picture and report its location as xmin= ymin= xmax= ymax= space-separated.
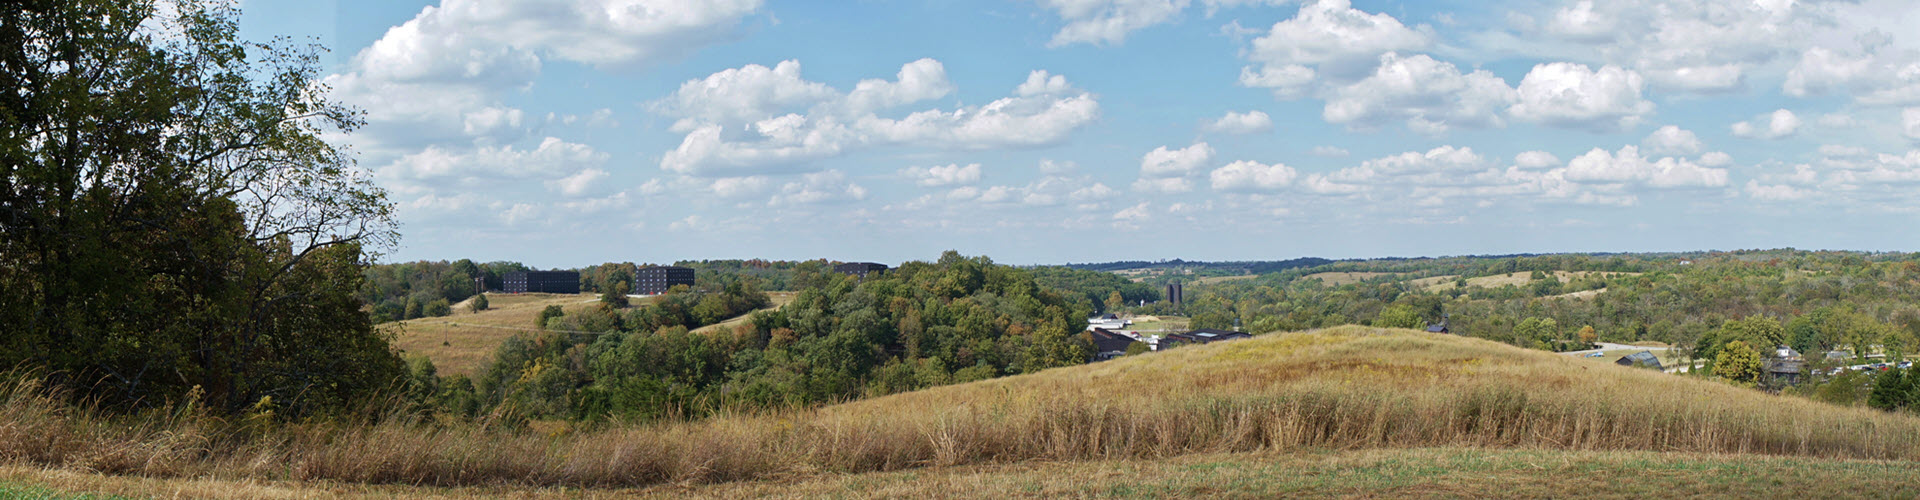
xmin=1245 ymin=0 xmax=1430 ymax=79
xmin=1730 ymin=109 xmax=1802 ymax=139
xmin=1560 ymin=145 xmax=1728 ymax=188
xmin=324 ymin=0 xmax=763 ymax=156
xmin=1131 ymin=177 xmax=1194 ymax=193
xmin=1641 ymin=125 xmax=1703 ymax=155
xmin=1321 ymin=52 xmax=1514 ymax=135
xmin=1311 ymin=145 xmax=1350 ymax=157
xmin=1210 ymin=160 xmax=1299 ymax=192
xmin=656 ymin=62 xmax=1100 ymax=176
xmin=1138 ymin=142 xmax=1215 ymax=178
xmin=1515 ymin=151 xmax=1561 ymax=169
xmin=900 ymin=163 xmax=984 ymax=187
xmin=1509 ymin=62 xmax=1654 ymax=132
xmin=649 ymin=60 xmax=839 ymax=132
xmin=1203 ymin=110 xmax=1274 ymax=134
xmin=545 ymin=168 xmax=611 ymax=197
xmin=768 ymin=170 xmax=868 ymax=206
xmin=1906 ymin=108 xmax=1920 ymax=140
xmin=378 ymin=137 xmax=609 ymax=193
xmin=1037 ymin=0 xmax=1187 ymax=47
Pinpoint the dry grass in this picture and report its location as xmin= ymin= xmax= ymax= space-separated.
xmin=1402 ymin=275 xmax=1460 ymax=288
xmin=4 ymin=326 xmax=1919 ymax=493
xmin=383 ymin=293 xmax=605 ymax=376
xmin=13 ymin=448 xmax=1920 ymax=499
xmin=1423 ymin=271 xmax=1641 ymax=292
xmin=1540 ymin=287 xmax=1608 ymax=300
xmin=690 ymin=292 xmax=797 ymax=334
xmin=1301 ymin=272 xmax=1394 ymax=286
xmin=1194 ymin=275 xmax=1257 ymax=284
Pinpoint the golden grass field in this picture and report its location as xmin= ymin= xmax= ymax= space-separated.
xmin=383 ymin=293 xmax=606 ymax=377
xmin=6 ymin=326 xmax=1920 ymax=498
xmin=384 ymin=292 xmax=794 ymax=377
xmin=1300 ymin=272 xmax=1394 ymax=286
xmin=1421 ymin=271 xmax=1641 ymax=292
xmin=1194 ymin=274 xmax=1257 ymax=284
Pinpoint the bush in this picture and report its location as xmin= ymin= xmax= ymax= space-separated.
xmin=469 ymin=293 xmax=489 ymax=312
xmin=425 ymin=299 xmax=452 ymax=317
xmin=538 ymin=305 xmax=565 ymax=329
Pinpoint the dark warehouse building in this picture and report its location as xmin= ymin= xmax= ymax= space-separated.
xmin=634 ymin=265 xmax=695 ymax=295
xmin=503 ymin=271 xmax=580 ymax=294
xmin=835 ymin=262 xmax=889 ymax=278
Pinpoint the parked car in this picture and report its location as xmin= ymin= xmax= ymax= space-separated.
xmin=1899 ymin=361 xmax=1913 ymax=369
xmin=1586 ymin=352 xmax=1604 ymax=358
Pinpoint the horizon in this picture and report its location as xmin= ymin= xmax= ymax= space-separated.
xmin=241 ymin=0 xmax=1920 ymax=268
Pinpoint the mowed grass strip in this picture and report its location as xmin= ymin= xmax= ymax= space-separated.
xmin=9 ymin=448 xmax=1920 ymax=499
xmin=1423 ymin=271 xmax=1641 ymax=292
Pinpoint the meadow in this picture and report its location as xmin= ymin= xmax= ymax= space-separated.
xmin=5 ymin=326 xmax=1918 ymax=497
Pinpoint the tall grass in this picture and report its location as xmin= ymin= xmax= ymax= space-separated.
xmin=3 ymin=326 xmax=1918 ymax=488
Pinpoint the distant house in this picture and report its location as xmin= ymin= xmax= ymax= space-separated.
xmin=634 ymin=265 xmax=695 ymax=295
xmin=1425 ymin=315 xmax=1451 ymax=334
xmin=835 ymin=262 xmax=889 ymax=278
xmin=1089 ymin=328 xmax=1139 ymax=361
xmin=1615 ymin=351 xmax=1663 ymax=370
xmin=1765 ymin=345 xmax=1806 ymax=384
xmin=1165 ymin=328 xmax=1251 ymax=347
xmin=1086 ymin=313 xmax=1128 ymax=331
xmin=503 ymin=271 xmax=580 ymax=294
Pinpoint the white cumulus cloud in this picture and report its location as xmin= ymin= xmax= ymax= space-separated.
xmin=1730 ymin=109 xmax=1802 ymax=140
xmin=1509 ymin=62 xmax=1654 ymax=132
xmin=1641 ymin=125 xmax=1703 ymax=155
xmin=1204 ymin=110 xmax=1274 ymax=134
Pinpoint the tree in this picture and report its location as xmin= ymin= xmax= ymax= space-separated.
xmin=538 ymin=305 xmax=565 ymax=329
xmin=1868 ymin=368 xmax=1909 ymax=411
xmin=1577 ymin=326 xmax=1598 ymax=346
xmin=1714 ymin=341 xmax=1763 ymax=384
xmin=425 ymin=299 xmax=452 ymax=317
xmin=0 ymin=0 xmax=405 ymax=415
xmin=1124 ymin=341 xmax=1149 ymax=356
xmin=469 ymin=293 xmax=490 ymax=313
xmin=601 ymin=281 xmax=630 ymax=309
xmin=1375 ymin=305 xmax=1424 ymax=329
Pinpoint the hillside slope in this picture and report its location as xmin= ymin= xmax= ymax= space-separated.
xmin=5 ymin=326 xmax=1919 ymax=496
xmin=382 ymin=293 xmax=607 ymax=376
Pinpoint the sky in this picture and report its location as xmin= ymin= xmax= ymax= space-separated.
xmin=238 ymin=0 xmax=1920 ymax=268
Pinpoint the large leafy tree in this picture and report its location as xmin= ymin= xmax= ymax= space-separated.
xmin=0 ymin=0 xmax=402 ymax=415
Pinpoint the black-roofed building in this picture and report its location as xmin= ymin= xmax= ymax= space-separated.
xmin=1089 ymin=328 xmax=1139 ymax=361
xmin=1164 ymin=328 xmax=1251 ymax=347
xmin=835 ymin=262 xmax=889 ymax=278
xmin=1425 ymin=314 xmax=1451 ymax=334
xmin=1615 ymin=351 xmax=1663 ymax=370
xmin=634 ymin=265 xmax=695 ymax=295
xmin=503 ymin=271 xmax=580 ymax=294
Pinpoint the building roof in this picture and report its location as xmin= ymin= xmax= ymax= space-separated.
xmin=1615 ymin=351 xmax=1662 ymax=369
xmin=1089 ymin=328 xmax=1138 ymax=353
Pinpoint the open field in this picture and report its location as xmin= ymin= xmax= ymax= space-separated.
xmin=1541 ymin=287 xmax=1608 ymax=300
xmin=5 ymin=326 xmax=1920 ymax=497
xmin=11 ymin=448 xmax=1920 ymax=499
xmin=1422 ymin=271 xmax=1641 ymax=292
xmin=690 ymin=292 xmax=797 ymax=334
xmin=1402 ymin=275 xmax=1460 ymax=288
xmin=389 ymin=292 xmax=795 ymax=376
xmin=384 ymin=293 xmax=606 ymax=376
xmin=1300 ymin=272 xmax=1394 ymax=286
xmin=1194 ymin=274 xmax=1257 ymax=284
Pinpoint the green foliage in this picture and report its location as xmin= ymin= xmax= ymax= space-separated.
xmin=425 ymin=299 xmax=452 ymax=317
xmin=601 ymin=281 xmax=630 ymax=309
xmin=469 ymin=293 xmax=489 ymax=313
xmin=0 ymin=0 xmax=404 ymax=416
xmin=1375 ymin=305 xmax=1424 ymax=329
xmin=473 ymin=252 xmax=1090 ymax=421
xmin=1715 ymin=341 xmax=1763 ymax=384
xmin=537 ymin=305 xmax=565 ymax=330
xmin=1124 ymin=341 xmax=1150 ymax=356
xmin=361 ymin=260 xmax=497 ymax=322
xmin=1868 ymin=369 xmax=1911 ymax=412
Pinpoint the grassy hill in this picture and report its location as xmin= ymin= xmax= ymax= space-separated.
xmin=6 ymin=326 xmax=1920 ymax=497
xmin=383 ymin=293 xmax=609 ymax=377
xmin=384 ymin=292 xmax=795 ymax=377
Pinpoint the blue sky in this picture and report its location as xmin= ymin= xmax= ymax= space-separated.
xmin=241 ymin=0 xmax=1920 ymax=267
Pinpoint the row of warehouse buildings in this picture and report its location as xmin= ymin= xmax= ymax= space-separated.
xmin=498 ymin=262 xmax=892 ymax=294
